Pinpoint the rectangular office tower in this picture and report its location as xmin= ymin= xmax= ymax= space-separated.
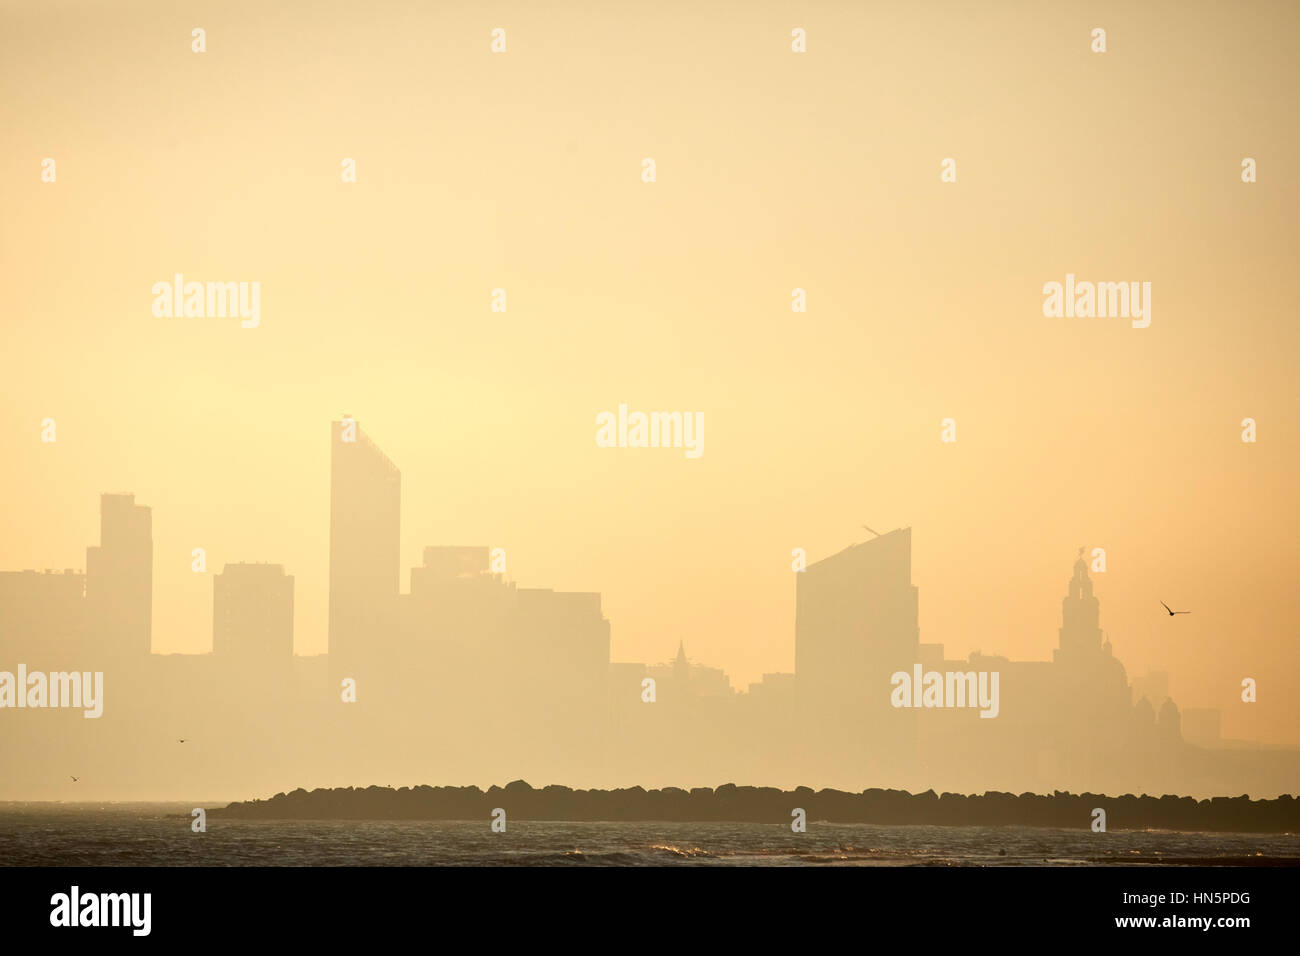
xmin=213 ymin=563 xmax=294 ymax=664
xmin=85 ymin=493 xmax=152 ymax=660
xmin=328 ymin=419 xmax=400 ymax=685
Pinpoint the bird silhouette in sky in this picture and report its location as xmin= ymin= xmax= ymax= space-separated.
xmin=1160 ymin=601 xmax=1190 ymax=616
xmin=178 ymin=738 xmax=187 ymax=743
xmin=70 ymin=776 xmax=78 ymax=782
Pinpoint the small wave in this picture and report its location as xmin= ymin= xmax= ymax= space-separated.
xmin=650 ymin=844 xmax=716 ymax=859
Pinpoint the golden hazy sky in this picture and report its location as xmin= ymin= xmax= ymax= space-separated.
xmin=2 ymin=0 xmax=1298 ymax=746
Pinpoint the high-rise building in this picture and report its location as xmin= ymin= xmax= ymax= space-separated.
xmin=793 ymin=527 xmax=921 ymax=773
xmin=85 ymin=493 xmax=152 ymax=659
xmin=795 ymin=527 xmax=920 ymax=700
xmin=790 ymin=528 xmax=925 ymax=780
xmin=328 ymin=419 xmax=400 ymax=683
xmin=213 ymin=563 xmax=294 ymax=663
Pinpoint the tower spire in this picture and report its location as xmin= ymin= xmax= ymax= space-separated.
xmin=1058 ymin=549 xmax=1102 ymax=658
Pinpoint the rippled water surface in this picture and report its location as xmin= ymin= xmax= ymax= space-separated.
xmin=1 ymin=805 xmax=1296 ymax=866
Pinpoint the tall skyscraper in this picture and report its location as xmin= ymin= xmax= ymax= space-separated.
xmin=85 ymin=493 xmax=152 ymax=659
xmin=213 ymin=563 xmax=294 ymax=664
xmin=794 ymin=527 xmax=921 ymax=771
xmin=795 ymin=527 xmax=920 ymax=699
xmin=328 ymin=419 xmax=400 ymax=684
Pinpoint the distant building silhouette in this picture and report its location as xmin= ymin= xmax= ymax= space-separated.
xmin=213 ymin=563 xmax=294 ymax=665
xmin=85 ymin=493 xmax=152 ymax=659
xmin=796 ymin=528 xmax=919 ymax=698
xmin=3 ymin=422 xmax=1298 ymax=801
xmin=644 ymin=641 xmax=735 ymax=700
xmin=1056 ymin=554 xmax=1103 ymax=661
xmin=383 ymin=536 xmax=611 ymax=778
xmin=1051 ymin=552 xmax=1131 ymax=755
xmin=746 ymin=672 xmax=796 ymax=699
xmin=1131 ymin=670 xmax=1170 ymax=709
xmin=0 ymin=569 xmax=85 ymax=665
xmin=328 ymin=419 xmax=400 ymax=685
xmin=794 ymin=528 xmax=920 ymax=771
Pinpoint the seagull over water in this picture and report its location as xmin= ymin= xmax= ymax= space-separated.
xmin=1160 ymin=601 xmax=1190 ymax=616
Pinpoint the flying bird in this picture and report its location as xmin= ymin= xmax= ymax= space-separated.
xmin=70 ymin=776 xmax=78 ymax=782
xmin=178 ymin=738 xmax=187 ymax=743
xmin=1160 ymin=601 xmax=1190 ymax=616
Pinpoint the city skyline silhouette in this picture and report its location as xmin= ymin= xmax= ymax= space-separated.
xmin=2 ymin=417 xmax=1295 ymax=801
xmin=7 ymin=4 xmax=1300 ymax=769
xmin=4 ymin=0 xmax=1299 ymax=932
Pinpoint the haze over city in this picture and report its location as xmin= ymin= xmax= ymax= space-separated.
xmin=2 ymin=1 xmax=1298 ymax=804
